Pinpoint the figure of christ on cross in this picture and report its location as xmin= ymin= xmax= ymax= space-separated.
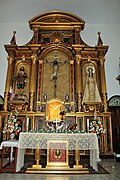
xmin=46 ymin=55 xmax=67 ymax=97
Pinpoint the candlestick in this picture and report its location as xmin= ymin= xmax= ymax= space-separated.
xmin=56 ymin=119 xmax=57 ymax=130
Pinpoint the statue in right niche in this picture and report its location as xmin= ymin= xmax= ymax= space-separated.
xmin=82 ymin=65 xmax=102 ymax=104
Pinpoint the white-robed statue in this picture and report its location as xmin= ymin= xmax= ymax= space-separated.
xmin=82 ymin=65 xmax=102 ymax=103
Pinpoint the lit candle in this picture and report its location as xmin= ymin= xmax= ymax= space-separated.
xmin=87 ymin=118 xmax=89 ymax=132
xmin=26 ymin=117 xmax=29 ymax=132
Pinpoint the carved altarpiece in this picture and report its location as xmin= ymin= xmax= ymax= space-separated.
xmin=0 ymin=11 xmax=113 ymax=155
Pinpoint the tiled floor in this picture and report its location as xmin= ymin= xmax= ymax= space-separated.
xmin=0 ymin=158 xmax=120 ymax=180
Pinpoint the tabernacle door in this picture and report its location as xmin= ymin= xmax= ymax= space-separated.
xmin=46 ymin=140 xmax=69 ymax=169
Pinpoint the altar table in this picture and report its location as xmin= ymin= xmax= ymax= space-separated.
xmin=16 ymin=132 xmax=100 ymax=172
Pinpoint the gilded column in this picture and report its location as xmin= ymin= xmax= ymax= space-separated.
xmin=29 ymin=54 xmax=37 ymax=111
xmin=75 ymin=54 xmax=82 ymax=112
xmin=3 ymin=56 xmax=13 ymax=111
xmin=70 ymin=59 xmax=74 ymax=111
xmin=75 ymin=28 xmax=80 ymax=44
xmin=38 ymin=59 xmax=43 ymax=102
xmin=99 ymin=56 xmax=108 ymax=112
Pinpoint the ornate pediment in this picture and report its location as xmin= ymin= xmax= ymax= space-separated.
xmin=29 ymin=10 xmax=85 ymax=31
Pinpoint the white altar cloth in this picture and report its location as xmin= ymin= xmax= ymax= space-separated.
xmin=0 ymin=140 xmax=19 ymax=149
xmin=0 ymin=140 xmax=19 ymax=162
xmin=16 ymin=132 xmax=100 ymax=172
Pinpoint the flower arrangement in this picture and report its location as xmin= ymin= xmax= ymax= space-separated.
xmin=89 ymin=118 xmax=105 ymax=137
xmin=3 ymin=110 xmax=21 ymax=138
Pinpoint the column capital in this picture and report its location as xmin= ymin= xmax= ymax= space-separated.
xmin=32 ymin=27 xmax=39 ymax=32
xmin=31 ymin=54 xmax=37 ymax=64
xmin=75 ymin=54 xmax=81 ymax=65
xmin=38 ymin=59 xmax=43 ymax=64
xmin=99 ymin=57 xmax=105 ymax=66
xmin=7 ymin=56 xmax=13 ymax=65
xmin=70 ymin=60 xmax=74 ymax=64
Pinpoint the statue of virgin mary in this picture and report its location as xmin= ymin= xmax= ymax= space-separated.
xmin=82 ymin=66 xmax=102 ymax=104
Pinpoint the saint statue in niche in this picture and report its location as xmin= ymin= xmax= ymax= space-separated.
xmin=82 ymin=65 xmax=102 ymax=103
xmin=14 ymin=66 xmax=28 ymax=92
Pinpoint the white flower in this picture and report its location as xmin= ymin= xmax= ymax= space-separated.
xmin=3 ymin=111 xmax=21 ymax=136
xmin=89 ymin=119 xmax=105 ymax=137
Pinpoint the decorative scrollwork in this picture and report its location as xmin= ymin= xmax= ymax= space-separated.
xmin=50 ymin=32 xmax=63 ymax=44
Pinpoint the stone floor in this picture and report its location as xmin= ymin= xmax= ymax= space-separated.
xmin=0 ymin=158 xmax=120 ymax=180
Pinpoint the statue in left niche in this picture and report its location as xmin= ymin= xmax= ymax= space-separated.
xmin=14 ymin=66 xmax=28 ymax=92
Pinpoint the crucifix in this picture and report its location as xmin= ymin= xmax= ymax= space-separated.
xmin=46 ymin=55 xmax=66 ymax=97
